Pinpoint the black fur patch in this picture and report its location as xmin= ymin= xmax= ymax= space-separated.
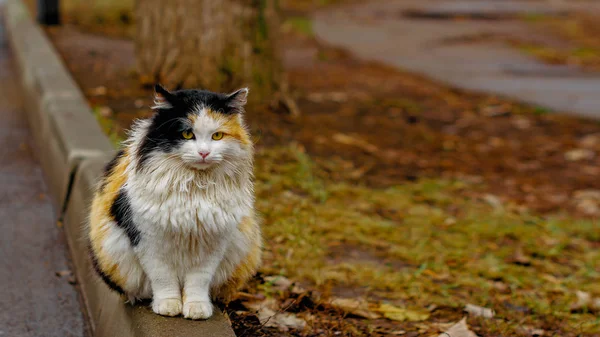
xmin=89 ymin=247 xmax=125 ymax=295
xmin=99 ymin=149 xmax=124 ymax=191
xmin=136 ymin=89 xmax=241 ymax=170
xmin=110 ymin=189 xmax=141 ymax=246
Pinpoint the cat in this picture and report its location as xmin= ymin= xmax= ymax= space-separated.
xmin=87 ymin=84 xmax=262 ymax=320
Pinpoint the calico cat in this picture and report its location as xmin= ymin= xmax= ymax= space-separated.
xmin=87 ymin=85 xmax=262 ymax=320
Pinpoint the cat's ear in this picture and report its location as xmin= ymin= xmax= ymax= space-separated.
xmin=153 ymin=84 xmax=175 ymax=109
xmin=225 ymin=88 xmax=249 ymax=114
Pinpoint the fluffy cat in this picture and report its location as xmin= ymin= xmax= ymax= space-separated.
xmin=87 ymin=84 xmax=262 ymax=320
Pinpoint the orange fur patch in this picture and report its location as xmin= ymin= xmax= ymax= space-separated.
xmin=206 ymin=109 xmax=251 ymax=146
xmin=89 ymin=150 xmax=131 ymax=288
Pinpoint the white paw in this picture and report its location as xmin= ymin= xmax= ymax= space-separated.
xmin=183 ymin=301 xmax=213 ymax=320
xmin=152 ymin=298 xmax=182 ymax=317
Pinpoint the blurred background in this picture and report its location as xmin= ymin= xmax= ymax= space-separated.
xmin=13 ymin=0 xmax=600 ymax=336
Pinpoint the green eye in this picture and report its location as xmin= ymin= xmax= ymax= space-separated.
xmin=182 ymin=130 xmax=194 ymax=139
xmin=212 ymin=132 xmax=224 ymax=140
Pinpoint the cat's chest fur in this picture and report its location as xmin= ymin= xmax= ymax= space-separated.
xmin=126 ymin=175 xmax=251 ymax=236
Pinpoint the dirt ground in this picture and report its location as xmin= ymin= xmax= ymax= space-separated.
xmin=35 ymin=2 xmax=600 ymax=336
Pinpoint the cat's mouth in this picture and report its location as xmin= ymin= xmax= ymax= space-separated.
xmin=190 ymin=159 xmax=215 ymax=169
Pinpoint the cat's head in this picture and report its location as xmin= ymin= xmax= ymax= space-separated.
xmin=136 ymin=84 xmax=252 ymax=171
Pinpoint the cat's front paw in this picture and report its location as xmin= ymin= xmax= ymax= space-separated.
xmin=183 ymin=301 xmax=213 ymax=320
xmin=152 ymin=298 xmax=183 ymax=317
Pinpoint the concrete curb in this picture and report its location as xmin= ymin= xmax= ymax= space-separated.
xmin=4 ymin=1 xmax=236 ymax=336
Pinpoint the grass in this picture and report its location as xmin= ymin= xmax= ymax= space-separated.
xmin=92 ymin=130 xmax=599 ymax=334
xmin=282 ymin=16 xmax=314 ymax=37
xmin=254 ymin=144 xmax=600 ymax=335
xmin=92 ymin=106 xmax=122 ymax=147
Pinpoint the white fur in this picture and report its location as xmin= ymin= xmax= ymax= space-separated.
xmin=102 ymin=106 xmax=255 ymax=319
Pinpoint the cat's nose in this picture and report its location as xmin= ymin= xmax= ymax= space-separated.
xmin=199 ymin=151 xmax=210 ymax=159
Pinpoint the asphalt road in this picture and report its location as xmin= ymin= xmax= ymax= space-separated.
xmin=314 ymin=0 xmax=600 ymax=119
xmin=0 ymin=11 xmax=86 ymax=337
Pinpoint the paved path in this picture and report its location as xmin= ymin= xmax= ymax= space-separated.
xmin=314 ymin=0 xmax=600 ymax=119
xmin=0 ymin=11 xmax=86 ymax=337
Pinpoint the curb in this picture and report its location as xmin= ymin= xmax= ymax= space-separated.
xmin=4 ymin=1 xmax=236 ymax=336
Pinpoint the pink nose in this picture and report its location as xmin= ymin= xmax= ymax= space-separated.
xmin=199 ymin=151 xmax=210 ymax=159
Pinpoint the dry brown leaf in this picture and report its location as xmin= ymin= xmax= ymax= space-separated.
xmin=256 ymin=307 xmax=307 ymax=331
xmin=330 ymin=297 xmax=381 ymax=319
xmin=580 ymin=133 xmax=600 ymax=148
xmin=243 ymin=297 xmax=279 ymax=312
xmin=97 ymin=106 xmax=113 ymax=117
xmin=89 ymin=86 xmax=107 ymax=96
xmin=55 ymin=270 xmax=72 ymax=277
xmin=332 ymin=133 xmax=379 ymax=154
xmin=464 ymin=303 xmax=494 ymax=318
xmin=508 ymin=246 xmax=531 ymax=266
xmin=482 ymin=194 xmax=502 ymax=210
xmin=264 ymin=275 xmax=293 ymax=291
xmin=377 ymin=303 xmax=430 ymax=322
xmin=438 ymin=317 xmax=477 ymax=337
xmin=565 ymin=148 xmax=595 ymax=161
xmin=520 ymin=325 xmax=545 ymax=336
xmin=570 ymin=290 xmax=600 ymax=313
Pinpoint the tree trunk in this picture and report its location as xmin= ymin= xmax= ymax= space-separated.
xmin=134 ymin=0 xmax=280 ymax=100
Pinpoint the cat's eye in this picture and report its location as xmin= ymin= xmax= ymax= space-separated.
xmin=212 ymin=132 xmax=224 ymax=140
xmin=182 ymin=130 xmax=194 ymax=139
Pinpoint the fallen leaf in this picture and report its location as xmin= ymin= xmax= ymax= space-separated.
xmin=580 ymin=133 xmax=600 ymax=148
xmin=438 ymin=317 xmax=477 ymax=337
xmin=243 ymin=297 xmax=279 ymax=312
xmin=376 ymin=303 xmax=429 ymax=322
xmin=329 ymin=297 xmax=380 ymax=319
xmin=291 ymin=285 xmax=307 ymax=295
xmin=332 ymin=133 xmax=379 ymax=154
xmin=493 ymin=281 xmax=509 ymax=292
xmin=90 ymin=86 xmax=107 ymax=96
xmin=520 ymin=325 xmax=545 ymax=336
xmin=508 ymin=246 xmax=531 ymax=266
xmin=482 ymin=194 xmax=502 ymax=210
xmin=234 ymin=292 xmax=265 ymax=301
xmin=255 ymin=307 xmax=306 ymax=331
xmin=512 ymin=116 xmax=531 ymax=130
xmin=564 ymin=148 xmax=595 ymax=161
xmin=55 ymin=270 xmax=72 ymax=277
xmin=464 ymin=303 xmax=494 ymax=318
xmin=97 ymin=106 xmax=113 ymax=118
xmin=570 ymin=290 xmax=600 ymax=313
xmin=264 ymin=275 xmax=293 ymax=291
xmin=573 ymin=190 xmax=600 ymax=216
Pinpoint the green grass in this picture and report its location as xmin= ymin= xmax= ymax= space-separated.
xmin=255 ymin=144 xmax=600 ymax=335
xmin=282 ymin=16 xmax=314 ymax=37
xmin=92 ymin=106 xmax=122 ymax=147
